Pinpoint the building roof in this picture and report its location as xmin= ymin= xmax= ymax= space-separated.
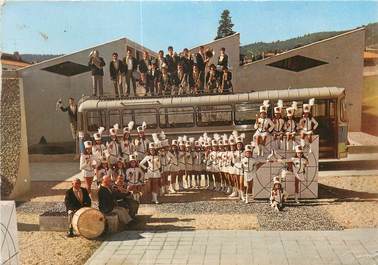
xmin=241 ymin=27 xmax=366 ymax=67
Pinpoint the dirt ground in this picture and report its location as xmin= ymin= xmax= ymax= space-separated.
xmin=16 ymin=174 xmax=378 ymax=265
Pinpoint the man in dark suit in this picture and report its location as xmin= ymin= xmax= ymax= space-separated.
xmin=58 ymin=97 xmax=78 ymax=141
xmin=195 ymin=46 xmax=208 ymax=90
xmin=165 ymin=46 xmax=180 ymax=74
xmin=109 ymin=52 xmax=125 ymax=98
xmin=64 ymin=178 xmax=91 ymax=237
xmin=147 ymin=61 xmax=161 ymax=96
xmin=123 ymin=49 xmax=138 ymax=96
xmin=217 ymin=47 xmax=229 ymax=69
xmin=138 ymin=51 xmax=151 ymax=75
xmin=98 ymin=175 xmax=131 ymax=226
xmin=88 ymin=50 xmax=106 ymax=97
xmin=179 ymin=48 xmax=194 ymax=76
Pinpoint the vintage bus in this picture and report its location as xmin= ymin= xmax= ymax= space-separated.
xmin=77 ymin=87 xmax=348 ymax=158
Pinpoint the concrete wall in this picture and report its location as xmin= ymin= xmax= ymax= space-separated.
xmin=189 ymin=33 xmax=240 ymax=72
xmin=235 ymin=29 xmax=365 ymax=131
xmin=19 ymin=38 xmax=157 ymax=146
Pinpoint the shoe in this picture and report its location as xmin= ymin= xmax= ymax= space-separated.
xmin=245 ymin=195 xmax=249 ymax=204
xmin=67 ymin=228 xmax=75 ymax=237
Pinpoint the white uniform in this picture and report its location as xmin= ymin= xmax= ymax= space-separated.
xmin=225 ymin=151 xmax=233 ymax=174
xmin=92 ymin=143 xmax=106 ymax=163
xmin=134 ymin=138 xmax=150 ymax=161
xmin=254 ymin=117 xmax=274 ymax=137
xmin=80 ymin=153 xmax=96 ymax=178
xmin=299 ymin=117 xmax=318 ymax=134
xmin=126 ymin=167 xmax=144 ymax=185
xmin=186 ymin=151 xmax=193 ymax=171
xmin=140 ymin=155 xmax=161 ymax=179
xmin=106 ymin=140 xmax=120 ymax=164
xmin=170 ymin=152 xmax=180 ymax=172
xmin=232 ymin=150 xmax=244 ymax=175
xmin=241 ymin=157 xmax=258 ymax=186
xmin=120 ymin=140 xmax=134 ymax=163
xmin=160 ymin=151 xmax=175 ymax=173
xmin=209 ymin=151 xmax=219 ymax=173
xmin=285 ymin=119 xmax=296 ymax=134
xmin=192 ymin=151 xmax=203 ymax=172
xmin=178 ymin=151 xmax=187 ymax=171
xmin=273 ymin=118 xmax=285 ymax=134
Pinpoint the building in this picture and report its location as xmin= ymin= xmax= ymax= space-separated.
xmin=16 ymin=28 xmax=365 ymax=149
xmin=235 ymin=28 xmax=365 ymax=132
xmin=1 ymin=52 xmax=31 ymax=70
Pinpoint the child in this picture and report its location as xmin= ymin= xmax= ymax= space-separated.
xmin=270 ymin=177 xmax=288 ymax=212
xmin=125 ymin=154 xmax=145 ymax=202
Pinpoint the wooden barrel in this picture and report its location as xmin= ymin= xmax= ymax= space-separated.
xmin=72 ymin=207 xmax=105 ymax=239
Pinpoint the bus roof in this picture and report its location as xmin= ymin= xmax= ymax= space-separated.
xmin=78 ymin=87 xmax=345 ymax=112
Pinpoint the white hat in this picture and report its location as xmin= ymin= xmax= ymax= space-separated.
xmin=204 ymin=141 xmax=210 ymax=148
xmin=303 ymin=104 xmax=311 ymax=113
xmin=245 ymin=144 xmax=253 ymax=152
xmin=149 ymin=142 xmax=156 ymax=149
xmin=195 ymin=141 xmax=201 ymax=147
xmin=295 ymin=145 xmax=303 ymax=153
xmin=229 ymin=136 xmax=236 ymax=145
xmin=185 ymin=142 xmax=191 ymax=148
xmin=109 ymin=128 xmax=117 ymax=136
xmin=172 ymin=139 xmax=178 ymax=146
xmin=274 ymin=106 xmax=282 ymax=114
xmin=137 ymin=121 xmax=147 ymax=133
xmin=273 ymin=176 xmax=281 ymax=185
xmin=236 ymin=136 xmax=243 ymax=144
xmin=129 ymin=154 xmax=137 ymax=162
xmin=94 ymin=133 xmax=101 ymax=141
xmin=123 ymin=121 xmax=134 ymax=134
xmin=179 ymin=140 xmax=185 ymax=146
xmin=286 ymin=107 xmax=295 ymax=117
xmin=211 ymin=139 xmax=218 ymax=146
xmin=218 ymin=140 xmax=223 ymax=146
xmin=260 ymin=105 xmax=268 ymax=113
xmin=84 ymin=141 xmax=92 ymax=148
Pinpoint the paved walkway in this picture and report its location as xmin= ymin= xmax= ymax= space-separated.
xmin=85 ymin=229 xmax=378 ymax=265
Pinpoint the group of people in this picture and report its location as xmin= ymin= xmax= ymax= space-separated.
xmin=88 ymin=46 xmax=232 ymax=98
xmin=74 ymin=98 xmax=318 ymax=217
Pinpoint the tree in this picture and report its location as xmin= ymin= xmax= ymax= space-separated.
xmin=215 ymin=9 xmax=236 ymax=40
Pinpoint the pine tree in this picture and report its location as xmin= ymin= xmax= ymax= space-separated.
xmin=215 ymin=9 xmax=236 ymax=40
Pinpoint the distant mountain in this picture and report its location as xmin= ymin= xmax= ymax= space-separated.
xmin=20 ymin=54 xmax=63 ymax=64
xmin=240 ymin=22 xmax=378 ymax=59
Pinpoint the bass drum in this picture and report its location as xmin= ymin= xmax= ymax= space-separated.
xmin=72 ymin=207 xmax=105 ymax=239
xmin=135 ymin=83 xmax=146 ymax=97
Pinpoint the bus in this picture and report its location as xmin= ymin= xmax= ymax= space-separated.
xmin=77 ymin=87 xmax=348 ymax=158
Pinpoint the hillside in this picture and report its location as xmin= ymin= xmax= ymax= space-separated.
xmin=240 ymin=22 xmax=378 ymax=59
xmin=20 ymin=54 xmax=63 ymax=63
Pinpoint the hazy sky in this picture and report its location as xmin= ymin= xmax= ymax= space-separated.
xmin=2 ymin=1 xmax=378 ymax=54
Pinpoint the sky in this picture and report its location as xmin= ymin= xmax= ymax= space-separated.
xmin=1 ymin=1 xmax=378 ymax=54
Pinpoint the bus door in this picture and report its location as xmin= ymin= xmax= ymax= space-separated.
xmin=338 ymin=97 xmax=348 ymax=158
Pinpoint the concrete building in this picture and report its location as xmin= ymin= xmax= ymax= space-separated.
xmin=236 ymin=28 xmax=365 ymax=132
xmin=17 ymin=28 xmax=365 ymax=149
xmin=18 ymin=37 xmax=157 ymax=147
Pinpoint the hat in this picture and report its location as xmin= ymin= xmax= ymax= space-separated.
xmin=123 ymin=121 xmax=134 ymax=134
xmin=295 ymin=145 xmax=303 ymax=153
xmin=179 ymin=140 xmax=185 ymax=146
xmin=274 ymin=99 xmax=283 ymax=114
xmin=129 ymin=154 xmax=137 ymax=162
xmin=303 ymin=104 xmax=311 ymax=113
xmin=211 ymin=139 xmax=218 ymax=146
xmin=149 ymin=142 xmax=156 ymax=149
xmin=286 ymin=107 xmax=295 ymax=117
xmin=109 ymin=128 xmax=117 ymax=136
xmin=94 ymin=127 xmax=105 ymax=140
xmin=273 ymin=176 xmax=281 ymax=185
xmin=245 ymin=144 xmax=253 ymax=152
xmin=84 ymin=141 xmax=92 ymax=148
xmin=172 ymin=139 xmax=178 ymax=146
xmin=195 ymin=141 xmax=201 ymax=147
xmin=185 ymin=142 xmax=191 ymax=148
xmin=260 ymin=100 xmax=270 ymax=113
xmin=137 ymin=121 xmax=147 ymax=133
xmin=218 ymin=140 xmax=223 ymax=146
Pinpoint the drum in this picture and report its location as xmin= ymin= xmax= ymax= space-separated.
xmin=136 ymin=83 xmax=146 ymax=97
xmin=72 ymin=207 xmax=105 ymax=239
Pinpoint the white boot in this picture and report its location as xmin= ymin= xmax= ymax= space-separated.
xmin=226 ymin=186 xmax=232 ymax=194
xmin=295 ymin=193 xmax=300 ymax=204
xmin=245 ymin=193 xmax=249 ymax=204
xmin=152 ymin=192 xmax=160 ymax=204
xmin=228 ymin=188 xmax=238 ymax=197
xmin=169 ymin=184 xmax=176 ymax=193
xmin=240 ymin=190 xmax=245 ymax=201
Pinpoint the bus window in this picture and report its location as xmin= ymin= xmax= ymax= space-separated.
xmin=87 ymin=110 xmax=107 ymax=132
xmin=122 ymin=110 xmax=134 ymax=127
xmin=340 ymin=97 xmax=347 ymax=122
xmin=330 ymin=100 xmax=336 ymax=118
xmin=159 ymin=107 xmax=194 ymax=128
xmin=235 ymin=103 xmax=259 ymax=125
xmin=108 ymin=110 xmax=121 ymax=129
xmin=134 ymin=109 xmax=157 ymax=129
xmin=197 ymin=105 xmax=233 ymax=127
xmin=313 ymin=100 xmax=327 ymax=117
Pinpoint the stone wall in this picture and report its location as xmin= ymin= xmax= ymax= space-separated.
xmin=1 ymin=73 xmax=30 ymax=199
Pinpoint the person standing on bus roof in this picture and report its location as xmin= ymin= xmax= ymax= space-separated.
xmin=109 ymin=52 xmax=125 ymax=98
xmin=299 ymin=98 xmax=318 ymax=153
xmin=147 ymin=61 xmax=161 ymax=96
xmin=134 ymin=122 xmax=150 ymax=161
xmin=165 ymin=46 xmax=180 ymax=75
xmin=88 ymin=50 xmax=105 ymax=97
xmin=123 ymin=49 xmax=138 ymax=97
xmin=139 ymin=51 xmax=151 ymax=75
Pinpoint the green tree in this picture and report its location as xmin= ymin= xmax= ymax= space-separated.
xmin=215 ymin=9 xmax=236 ymax=40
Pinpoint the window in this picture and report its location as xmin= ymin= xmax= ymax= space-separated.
xmin=41 ymin=61 xmax=90 ymax=76
xmin=159 ymin=107 xmax=194 ymax=128
xmin=122 ymin=110 xmax=134 ymax=128
xmin=87 ymin=110 xmax=107 ymax=132
xmin=134 ymin=109 xmax=157 ymax=129
xmin=340 ymin=97 xmax=347 ymax=122
xmin=108 ymin=110 xmax=121 ymax=129
xmin=267 ymin=55 xmax=328 ymax=72
xmin=313 ymin=100 xmax=327 ymax=117
xmin=197 ymin=105 xmax=233 ymax=127
xmin=235 ymin=103 xmax=259 ymax=125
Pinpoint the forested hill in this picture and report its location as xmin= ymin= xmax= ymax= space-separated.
xmin=240 ymin=22 xmax=378 ymax=57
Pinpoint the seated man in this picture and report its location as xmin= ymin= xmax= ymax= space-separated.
xmin=111 ymin=175 xmax=140 ymax=219
xmin=64 ymin=178 xmax=91 ymax=237
xmin=98 ymin=175 xmax=131 ymax=227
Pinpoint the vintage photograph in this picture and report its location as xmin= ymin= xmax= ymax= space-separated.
xmin=1 ymin=1 xmax=378 ymax=265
